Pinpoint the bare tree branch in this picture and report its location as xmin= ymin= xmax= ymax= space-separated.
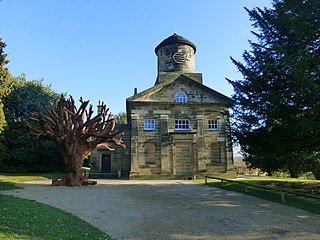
xmin=27 ymin=95 xmax=125 ymax=187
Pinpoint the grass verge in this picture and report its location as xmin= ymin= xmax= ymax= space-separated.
xmin=0 ymin=174 xmax=66 ymax=191
xmin=0 ymin=174 xmax=113 ymax=240
xmin=200 ymin=178 xmax=320 ymax=215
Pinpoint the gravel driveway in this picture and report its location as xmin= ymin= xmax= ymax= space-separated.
xmin=1 ymin=180 xmax=320 ymax=240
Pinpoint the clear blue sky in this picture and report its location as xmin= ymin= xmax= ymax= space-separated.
xmin=1 ymin=0 xmax=272 ymax=114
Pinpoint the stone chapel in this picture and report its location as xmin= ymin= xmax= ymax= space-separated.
xmin=91 ymin=33 xmax=234 ymax=178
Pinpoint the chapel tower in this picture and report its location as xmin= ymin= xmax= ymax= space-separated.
xmin=154 ymin=33 xmax=202 ymax=85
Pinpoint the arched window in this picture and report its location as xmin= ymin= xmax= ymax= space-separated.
xmin=175 ymin=93 xmax=187 ymax=103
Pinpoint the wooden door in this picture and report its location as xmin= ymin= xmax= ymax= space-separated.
xmin=101 ymin=154 xmax=111 ymax=173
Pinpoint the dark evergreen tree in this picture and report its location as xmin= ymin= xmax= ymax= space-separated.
xmin=227 ymin=0 xmax=320 ymax=177
xmin=0 ymin=75 xmax=64 ymax=172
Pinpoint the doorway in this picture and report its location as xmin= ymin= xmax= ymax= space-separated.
xmin=101 ymin=154 xmax=111 ymax=173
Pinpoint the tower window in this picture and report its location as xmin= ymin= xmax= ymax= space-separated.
xmin=175 ymin=119 xmax=190 ymax=130
xmin=144 ymin=119 xmax=155 ymax=130
xmin=176 ymin=93 xmax=187 ymax=103
xmin=208 ymin=120 xmax=219 ymax=130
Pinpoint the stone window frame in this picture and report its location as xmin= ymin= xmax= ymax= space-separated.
xmin=175 ymin=119 xmax=190 ymax=130
xmin=144 ymin=119 xmax=155 ymax=130
xmin=175 ymin=92 xmax=187 ymax=103
xmin=208 ymin=119 xmax=219 ymax=131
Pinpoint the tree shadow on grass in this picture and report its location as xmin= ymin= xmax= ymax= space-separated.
xmin=0 ymin=180 xmax=21 ymax=191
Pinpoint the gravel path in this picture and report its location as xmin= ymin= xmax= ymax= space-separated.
xmin=1 ymin=180 xmax=320 ymax=240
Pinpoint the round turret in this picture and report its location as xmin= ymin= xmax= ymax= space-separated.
xmin=155 ymin=33 xmax=196 ymax=75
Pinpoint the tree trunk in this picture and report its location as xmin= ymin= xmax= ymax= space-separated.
xmin=52 ymin=146 xmax=97 ymax=187
xmin=27 ymin=95 xmax=124 ymax=187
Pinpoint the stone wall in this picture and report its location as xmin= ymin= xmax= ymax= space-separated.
xmin=156 ymin=43 xmax=195 ymax=77
xmin=90 ymin=124 xmax=131 ymax=177
xmin=128 ymin=101 xmax=232 ymax=177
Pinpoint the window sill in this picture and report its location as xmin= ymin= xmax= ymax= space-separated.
xmin=139 ymin=165 xmax=160 ymax=168
xmin=169 ymin=130 xmax=197 ymax=134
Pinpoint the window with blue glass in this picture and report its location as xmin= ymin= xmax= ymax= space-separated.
xmin=175 ymin=93 xmax=187 ymax=103
xmin=144 ymin=119 xmax=155 ymax=130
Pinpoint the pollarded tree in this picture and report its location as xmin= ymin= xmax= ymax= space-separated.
xmin=27 ymin=95 xmax=125 ymax=186
xmin=227 ymin=0 xmax=320 ymax=177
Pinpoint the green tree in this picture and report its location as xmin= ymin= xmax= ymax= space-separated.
xmin=0 ymin=39 xmax=14 ymax=130
xmin=227 ymin=0 xmax=320 ymax=178
xmin=0 ymin=75 xmax=64 ymax=172
xmin=0 ymin=39 xmax=14 ymax=162
xmin=115 ymin=112 xmax=127 ymax=124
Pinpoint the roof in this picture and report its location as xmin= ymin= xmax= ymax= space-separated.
xmin=155 ymin=33 xmax=197 ymax=54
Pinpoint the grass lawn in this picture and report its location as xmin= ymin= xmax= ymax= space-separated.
xmin=199 ymin=177 xmax=320 ymax=215
xmin=0 ymin=174 xmax=113 ymax=240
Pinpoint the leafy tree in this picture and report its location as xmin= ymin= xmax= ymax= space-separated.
xmin=0 ymin=39 xmax=14 ymax=162
xmin=0 ymin=39 xmax=14 ymax=131
xmin=304 ymin=152 xmax=320 ymax=179
xmin=115 ymin=112 xmax=127 ymax=124
xmin=227 ymin=0 xmax=320 ymax=177
xmin=0 ymin=75 xmax=64 ymax=172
